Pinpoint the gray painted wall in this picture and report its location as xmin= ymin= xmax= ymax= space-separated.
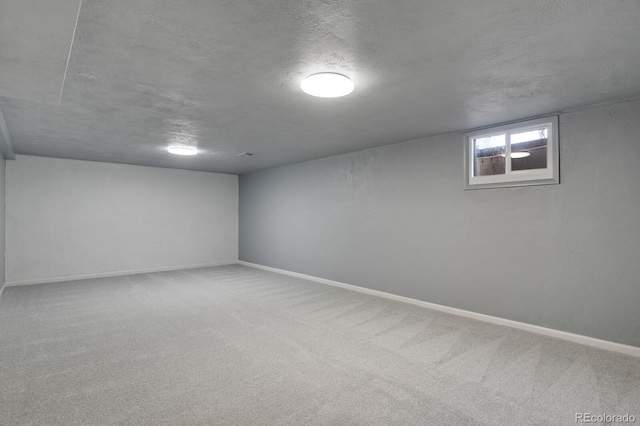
xmin=240 ymin=98 xmax=640 ymax=347
xmin=0 ymin=155 xmax=5 ymax=289
xmin=6 ymin=155 xmax=238 ymax=284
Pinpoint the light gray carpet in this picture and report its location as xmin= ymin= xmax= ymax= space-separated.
xmin=1 ymin=265 xmax=638 ymax=425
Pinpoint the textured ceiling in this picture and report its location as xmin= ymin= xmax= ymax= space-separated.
xmin=1 ymin=0 xmax=640 ymax=174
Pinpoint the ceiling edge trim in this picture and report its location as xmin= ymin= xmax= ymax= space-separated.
xmin=58 ymin=0 xmax=84 ymax=106
xmin=0 ymin=106 xmax=16 ymax=160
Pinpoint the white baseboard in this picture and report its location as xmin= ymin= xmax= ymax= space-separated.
xmin=4 ymin=261 xmax=238 ymax=287
xmin=238 ymin=261 xmax=640 ymax=358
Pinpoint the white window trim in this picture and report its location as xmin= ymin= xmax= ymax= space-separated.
xmin=464 ymin=116 xmax=559 ymax=190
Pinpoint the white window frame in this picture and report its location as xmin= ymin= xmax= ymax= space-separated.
xmin=464 ymin=116 xmax=559 ymax=190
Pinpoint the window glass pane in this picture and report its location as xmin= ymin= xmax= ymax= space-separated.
xmin=510 ymin=128 xmax=547 ymax=171
xmin=473 ymin=134 xmax=505 ymax=176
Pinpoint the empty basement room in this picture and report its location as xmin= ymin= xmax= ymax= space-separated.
xmin=1 ymin=1 xmax=640 ymax=425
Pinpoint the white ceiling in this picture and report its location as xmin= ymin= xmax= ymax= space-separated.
xmin=1 ymin=0 xmax=640 ymax=174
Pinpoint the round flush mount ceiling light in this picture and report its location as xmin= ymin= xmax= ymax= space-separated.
xmin=168 ymin=145 xmax=198 ymax=156
xmin=300 ymin=72 xmax=354 ymax=98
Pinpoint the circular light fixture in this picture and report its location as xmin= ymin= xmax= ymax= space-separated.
xmin=168 ymin=145 xmax=198 ymax=156
xmin=300 ymin=72 xmax=354 ymax=98
xmin=501 ymin=152 xmax=531 ymax=159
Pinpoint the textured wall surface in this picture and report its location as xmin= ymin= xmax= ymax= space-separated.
xmin=6 ymin=156 xmax=238 ymax=284
xmin=240 ymin=99 xmax=640 ymax=347
xmin=0 ymin=156 xmax=5 ymax=288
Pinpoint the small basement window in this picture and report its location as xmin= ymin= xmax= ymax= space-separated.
xmin=464 ymin=116 xmax=559 ymax=189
